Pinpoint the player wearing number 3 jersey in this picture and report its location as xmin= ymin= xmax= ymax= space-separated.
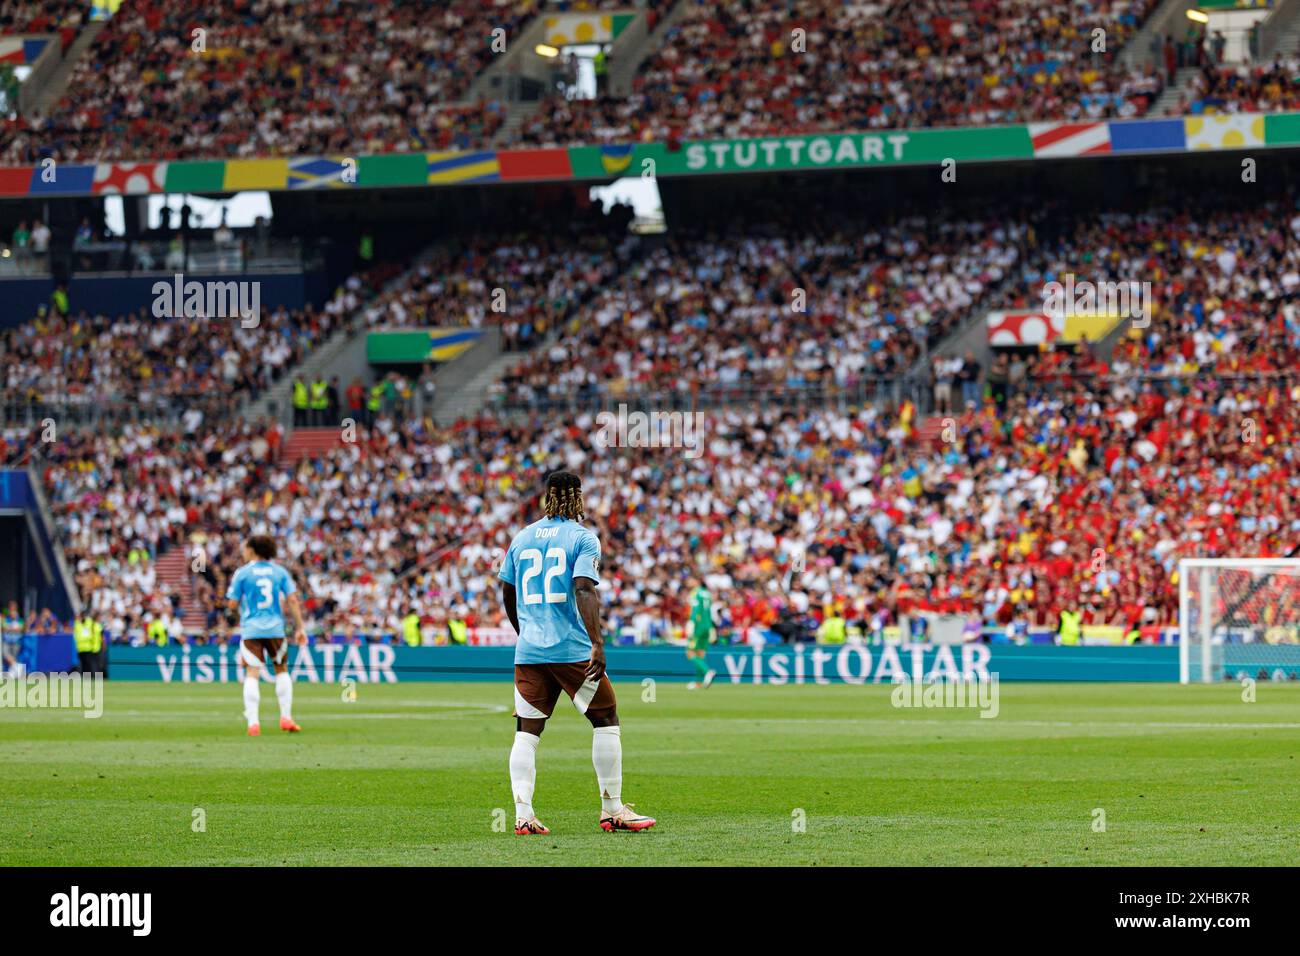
xmin=498 ymin=471 xmax=656 ymax=835
xmin=225 ymin=535 xmax=307 ymax=737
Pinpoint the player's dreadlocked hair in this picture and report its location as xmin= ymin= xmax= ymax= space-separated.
xmin=543 ymin=471 xmax=585 ymax=521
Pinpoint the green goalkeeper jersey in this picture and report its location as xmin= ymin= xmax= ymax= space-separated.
xmin=689 ymin=587 xmax=712 ymax=644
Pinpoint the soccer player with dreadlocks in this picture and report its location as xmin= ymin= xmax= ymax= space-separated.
xmin=498 ymin=471 xmax=656 ymax=835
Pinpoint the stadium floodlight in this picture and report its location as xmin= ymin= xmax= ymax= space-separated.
xmin=1178 ymin=558 xmax=1300 ymax=683
xmin=1186 ymin=9 xmax=1209 ymax=23
xmin=535 ymin=44 xmax=560 ymax=58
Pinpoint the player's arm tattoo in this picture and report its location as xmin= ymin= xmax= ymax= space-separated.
xmin=574 ymin=576 xmax=603 ymax=651
xmin=501 ymin=581 xmax=519 ymax=634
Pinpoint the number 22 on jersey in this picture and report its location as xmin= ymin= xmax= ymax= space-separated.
xmin=519 ymin=547 xmax=568 ymax=605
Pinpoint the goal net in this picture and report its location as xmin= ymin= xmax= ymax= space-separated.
xmin=1179 ymin=559 xmax=1300 ymax=683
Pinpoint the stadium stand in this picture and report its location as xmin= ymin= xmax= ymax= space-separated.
xmin=489 ymin=213 xmax=1025 ymax=411
xmin=1168 ymin=55 xmax=1300 ymax=116
xmin=0 ymin=272 xmax=381 ymax=422
xmin=517 ymin=0 xmax=1167 ymax=147
xmin=5 ymin=0 xmax=1300 ymax=653
xmin=12 ymin=177 xmax=1296 ymax=643
xmin=27 ymin=354 xmax=1299 ymax=646
xmin=4 ymin=140 xmax=1297 ymax=640
xmin=0 ymin=0 xmax=85 ymax=46
xmin=0 ymin=0 xmax=1192 ymax=161
xmin=0 ymin=196 xmax=632 ymax=424
xmin=11 ymin=0 xmax=1297 ymax=162
xmin=1 ymin=0 xmax=531 ymax=162
xmin=355 ymin=229 xmax=628 ymax=351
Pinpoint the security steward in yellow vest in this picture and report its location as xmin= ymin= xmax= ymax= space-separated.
xmin=74 ymin=615 xmax=105 ymax=674
xmin=593 ymin=47 xmax=608 ymax=95
xmin=448 ymin=617 xmax=468 ymax=646
xmin=817 ymin=612 xmax=847 ymax=645
xmin=401 ymin=612 xmax=422 ymax=648
xmin=1058 ymin=608 xmax=1082 ymax=646
xmin=147 ymin=618 xmax=168 ymax=647
xmin=309 ymin=378 xmax=329 ymax=426
xmin=292 ymin=378 xmax=309 ymax=427
xmin=366 ymin=382 xmax=384 ymax=426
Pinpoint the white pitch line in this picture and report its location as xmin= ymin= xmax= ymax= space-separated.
xmin=0 ymin=704 xmax=510 ymax=721
xmin=4 ymin=711 xmax=1292 ymax=730
xmin=735 ymin=717 xmax=1300 ymax=730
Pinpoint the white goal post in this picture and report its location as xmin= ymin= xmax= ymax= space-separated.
xmin=1179 ymin=558 xmax=1300 ymax=684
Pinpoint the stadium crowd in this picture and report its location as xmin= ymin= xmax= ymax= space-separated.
xmin=490 ymin=213 xmax=1025 ymax=409
xmin=0 ymin=200 xmax=632 ymax=421
xmin=1 ymin=0 xmax=528 ymax=163
xmin=0 ymin=0 xmax=1206 ymax=162
xmin=13 ymin=0 xmax=1300 ymax=163
xmin=0 ymin=0 xmax=84 ymax=47
xmin=2 ymin=3 xmax=1299 ymax=676
xmin=26 ymin=268 xmax=1300 ymax=647
xmin=518 ymin=0 xmax=1166 ymax=146
xmin=13 ymin=184 xmax=1300 ymax=645
xmin=1169 ymin=54 xmax=1300 ymax=117
xmin=355 ymin=227 xmax=629 ymax=352
xmin=0 ymin=271 xmax=380 ymax=421
xmin=27 ymin=342 xmax=1300 ymax=648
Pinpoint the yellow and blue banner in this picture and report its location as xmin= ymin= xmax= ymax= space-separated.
xmin=366 ymin=328 xmax=484 ymax=364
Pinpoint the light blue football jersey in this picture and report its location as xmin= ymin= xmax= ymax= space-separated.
xmin=498 ymin=517 xmax=602 ymax=664
xmin=226 ymin=560 xmax=297 ymax=639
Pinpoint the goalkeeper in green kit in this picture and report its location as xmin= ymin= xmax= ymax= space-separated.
xmin=685 ymin=577 xmax=717 ymax=690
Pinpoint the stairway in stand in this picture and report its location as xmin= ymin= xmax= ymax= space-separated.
xmin=155 ymin=548 xmax=205 ymax=628
xmin=914 ymin=416 xmax=951 ymax=451
xmin=280 ymin=428 xmax=346 ymax=466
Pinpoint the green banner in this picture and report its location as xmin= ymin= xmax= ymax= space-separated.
xmin=1264 ymin=112 xmax=1300 ymax=146
xmin=359 ymin=153 xmax=429 ymax=187
xmin=163 ymin=161 xmax=225 ymax=193
xmin=570 ymin=127 xmax=1032 ymax=179
xmin=14 ymin=112 xmax=1300 ymax=201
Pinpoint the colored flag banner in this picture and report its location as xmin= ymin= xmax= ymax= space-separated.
xmin=287 ymin=156 xmax=355 ymax=189
xmin=427 ymin=151 xmax=500 ymax=184
xmin=1029 ymin=122 xmax=1111 ymax=157
xmin=366 ymin=329 xmax=485 ymax=364
xmin=1185 ymin=114 xmax=1265 ymax=150
xmin=3 ymin=109 xmax=1300 ymax=199
xmin=93 ymin=163 xmax=168 ymax=194
xmin=543 ymin=12 xmax=635 ymax=46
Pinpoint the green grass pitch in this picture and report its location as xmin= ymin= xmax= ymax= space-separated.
xmin=2 ymin=679 xmax=1297 ymax=866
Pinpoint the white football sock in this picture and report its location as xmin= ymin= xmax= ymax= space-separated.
xmin=275 ymin=672 xmax=293 ymax=719
xmin=510 ymin=731 xmax=540 ymax=820
xmin=243 ymin=676 xmax=260 ymax=726
xmin=592 ymin=725 xmax=622 ymax=813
